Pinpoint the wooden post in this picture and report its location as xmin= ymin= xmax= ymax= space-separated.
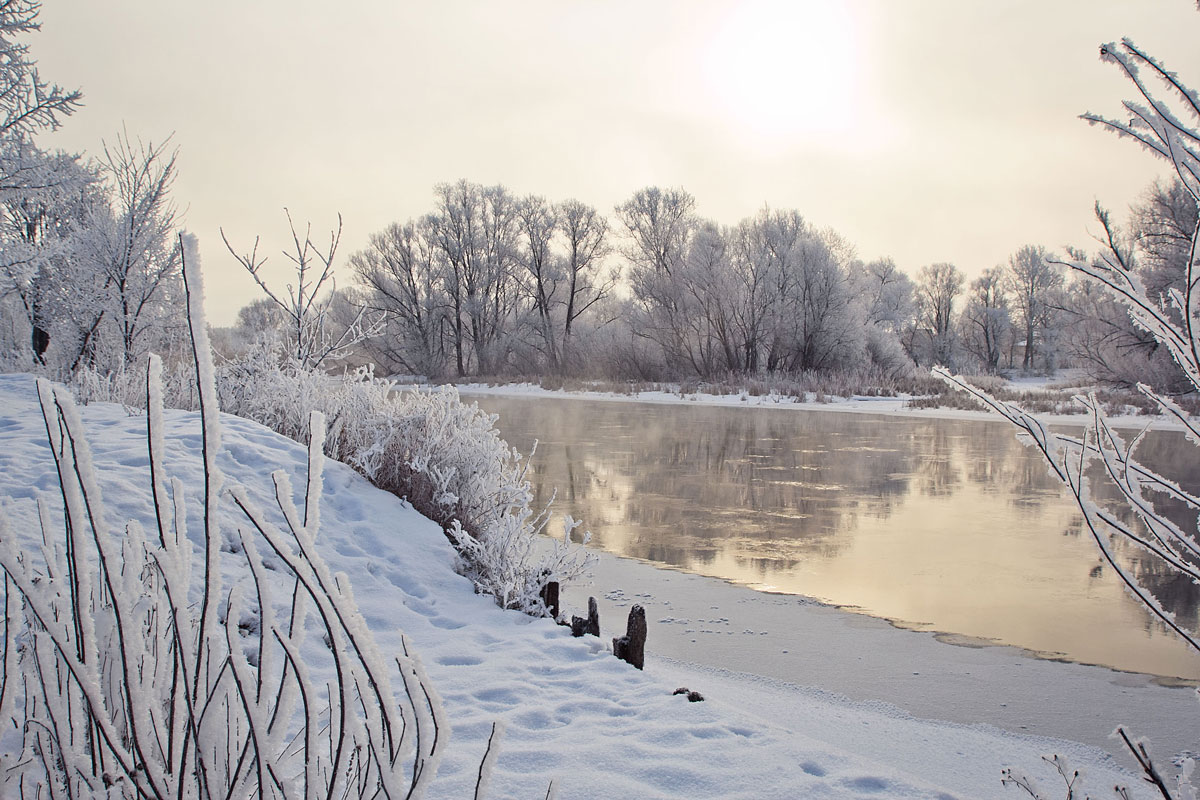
xmin=539 ymin=581 xmax=560 ymax=619
xmin=586 ymin=596 xmax=600 ymax=637
xmin=613 ymin=604 xmax=646 ymax=670
xmin=571 ymin=596 xmax=600 ymax=637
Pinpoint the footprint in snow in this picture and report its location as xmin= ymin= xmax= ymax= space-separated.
xmin=844 ymin=776 xmax=889 ymax=793
xmin=435 ymin=653 xmax=483 ymax=667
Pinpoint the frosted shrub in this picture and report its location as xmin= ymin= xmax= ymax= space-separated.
xmin=72 ymin=357 xmax=200 ymax=411
xmin=0 ymin=237 xmax=447 ymax=798
xmin=215 ymin=349 xmax=594 ymax=615
xmin=448 ymin=513 xmax=594 ymax=615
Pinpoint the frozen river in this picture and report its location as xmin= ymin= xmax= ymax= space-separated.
xmin=467 ymin=393 xmax=1200 ymax=682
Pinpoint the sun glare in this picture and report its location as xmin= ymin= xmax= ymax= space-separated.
xmin=702 ymin=0 xmax=860 ymax=147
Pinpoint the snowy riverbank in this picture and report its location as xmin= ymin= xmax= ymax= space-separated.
xmin=581 ymin=545 xmax=1199 ymax=761
xmin=453 ymin=379 xmax=1185 ymax=430
xmin=0 ymin=374 xmax=1188 ymax=798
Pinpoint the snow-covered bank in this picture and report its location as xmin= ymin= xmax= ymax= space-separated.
xmin=454 ymin=381 xmax=1185 ymax=430
xmin=0 ymin=374 xmax=1182 ymax=798
xmin=579 ymin=546 xmax=1199 ymax=762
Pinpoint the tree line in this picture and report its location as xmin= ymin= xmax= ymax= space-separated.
xmin=222 ymin=178 xmax=1195 ymax=392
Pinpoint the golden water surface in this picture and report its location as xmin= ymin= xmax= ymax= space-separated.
xmin=471 ymin=394 xmax=1200 ymax=681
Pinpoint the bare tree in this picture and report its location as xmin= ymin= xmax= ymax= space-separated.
xmin=425 ymin=180 xmax=522 ymax=376
xmin=516 ymin=194 xmax=561 ymax=370
xmin=777 ymin=228 xmax=863 ymax=372
xmin=617 ymin=187 xmax=697 ymax=371
xmin=350 ymin=220 xmax=446 ymax=376
xmin=960 ymin=267 xmax=1012 ymax=372
xmin=0 ymin=0 xmax=80 ymax=142
xmin=80 ymin=131 xmax=184 ymax=370
xmin=1005 ymin=244 xmax=1063 ymax=371
xmin=223 ymin=210 xmax=380 ymax=371
xmin=915 ymin=262 xmax=964 ymax=366
xmin=556 ymin=198 xmax=615 ymax=373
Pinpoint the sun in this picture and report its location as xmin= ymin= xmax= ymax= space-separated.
xmin=702 ymin=0 xmax=860 ymax=146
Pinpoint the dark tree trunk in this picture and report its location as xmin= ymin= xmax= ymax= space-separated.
xmin=31 ymin=324 xmax=50 ymax=364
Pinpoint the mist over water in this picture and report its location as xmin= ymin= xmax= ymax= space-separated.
xmin=470 ymin=394 xmax=1200 ymax=681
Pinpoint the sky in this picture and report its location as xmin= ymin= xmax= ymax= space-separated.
xmin=31 ymin=1 xmax=1200 ymax=326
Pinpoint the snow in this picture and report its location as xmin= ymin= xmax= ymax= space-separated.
xmin=0 ymin=373 xmax=1187 ymax=799
xmin=452 ymin=380 xmax=1186 ymax=431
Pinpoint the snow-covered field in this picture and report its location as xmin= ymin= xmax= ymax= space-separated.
xmin=0 ymin=373 xmax=1186 ymax=798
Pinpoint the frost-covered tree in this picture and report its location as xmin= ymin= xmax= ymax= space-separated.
xmin=224 ymin=210 xmax=381 ymax=372
xmin=0 ymin=137 xmax=182 ymax=377
xmin=555 ymin=198 xmax=615 ymax=373
xmin=235 ymin=295 xmax=287 ymax=343
xmin=1005 ymin=244 xmax=1064 ymax=371
xmin=680 ymin=220 xmax=735 ymax=376
xmin=617 ymin=186 xmax=697 ymax=370
xmin=77 ymin=132 xmax=185 ymax=371
xmin=1132 ymin=178 xmax=1197 ymax=302
xmin=0 ymin=133 xmax=185 ymax=376
xmin=615 ymin=198 xmax=877 ymax=378
xmin=515 ymin=193 xmax=560 ymax=370
xmin=0 ymin=145 xmax=98 ymax=364
xmin=852 ymin=256 xmax=915 ymax=333
xmin=350 ymin=186 xmax=614 ymax=378
xmin=944 ymin=18 xmax=1200 ymax=797
xmin=350 ymin=219 xmax=447 ymax=376
xmin=513 ymin=196 xmax=616 ymax=375
xmin=960 ymin=267 xmax=1012 ymax=372
xmin=770 ymin=226 xmax=864 ymax=372
xmin=0 ymin=1 xmax=86 ymax=367
xmin=1063 ymin=180 xmax=1198 ymax=392
xmin=425 ymin=180 xmax=523 ymax=376
xmin=913 ymin=262 xmax=964 ymax=367
xmin=847 ymin=257 xmax=917 ymax=376
xmin=0 ymin=0 xmax=79 ymax=144
xmin=0 ymin=0 xmax=81 ymax=202
xmin=725 ymin=210 xmax=785 ymax=372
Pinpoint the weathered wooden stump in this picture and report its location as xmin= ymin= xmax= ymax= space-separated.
xmin=570 ymin=596 xmax=600 ymax=637
xmin=586 ymin=596 xmax=600 ymax=636
xmin=612 ymin=604 xmax=646 ymax=670
xmin=539 ymin=581 xmax=560 ymax=619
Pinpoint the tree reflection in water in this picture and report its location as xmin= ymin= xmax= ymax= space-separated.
xmin=471 ymin=394 xmax=1200 ymax=680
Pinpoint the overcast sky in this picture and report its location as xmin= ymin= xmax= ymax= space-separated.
xmin=32 ymin=1 xmax=1200 ymax=326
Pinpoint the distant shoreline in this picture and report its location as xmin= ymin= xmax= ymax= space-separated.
xmin=449 ymin=381 xmax=1186 ymax=431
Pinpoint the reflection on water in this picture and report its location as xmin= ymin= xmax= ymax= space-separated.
xmin=470 ymin=394 xmax=1200 ymax=681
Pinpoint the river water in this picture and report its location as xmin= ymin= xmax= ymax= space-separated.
xmin=466 ymin=393 xmax=1200 ymax=681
